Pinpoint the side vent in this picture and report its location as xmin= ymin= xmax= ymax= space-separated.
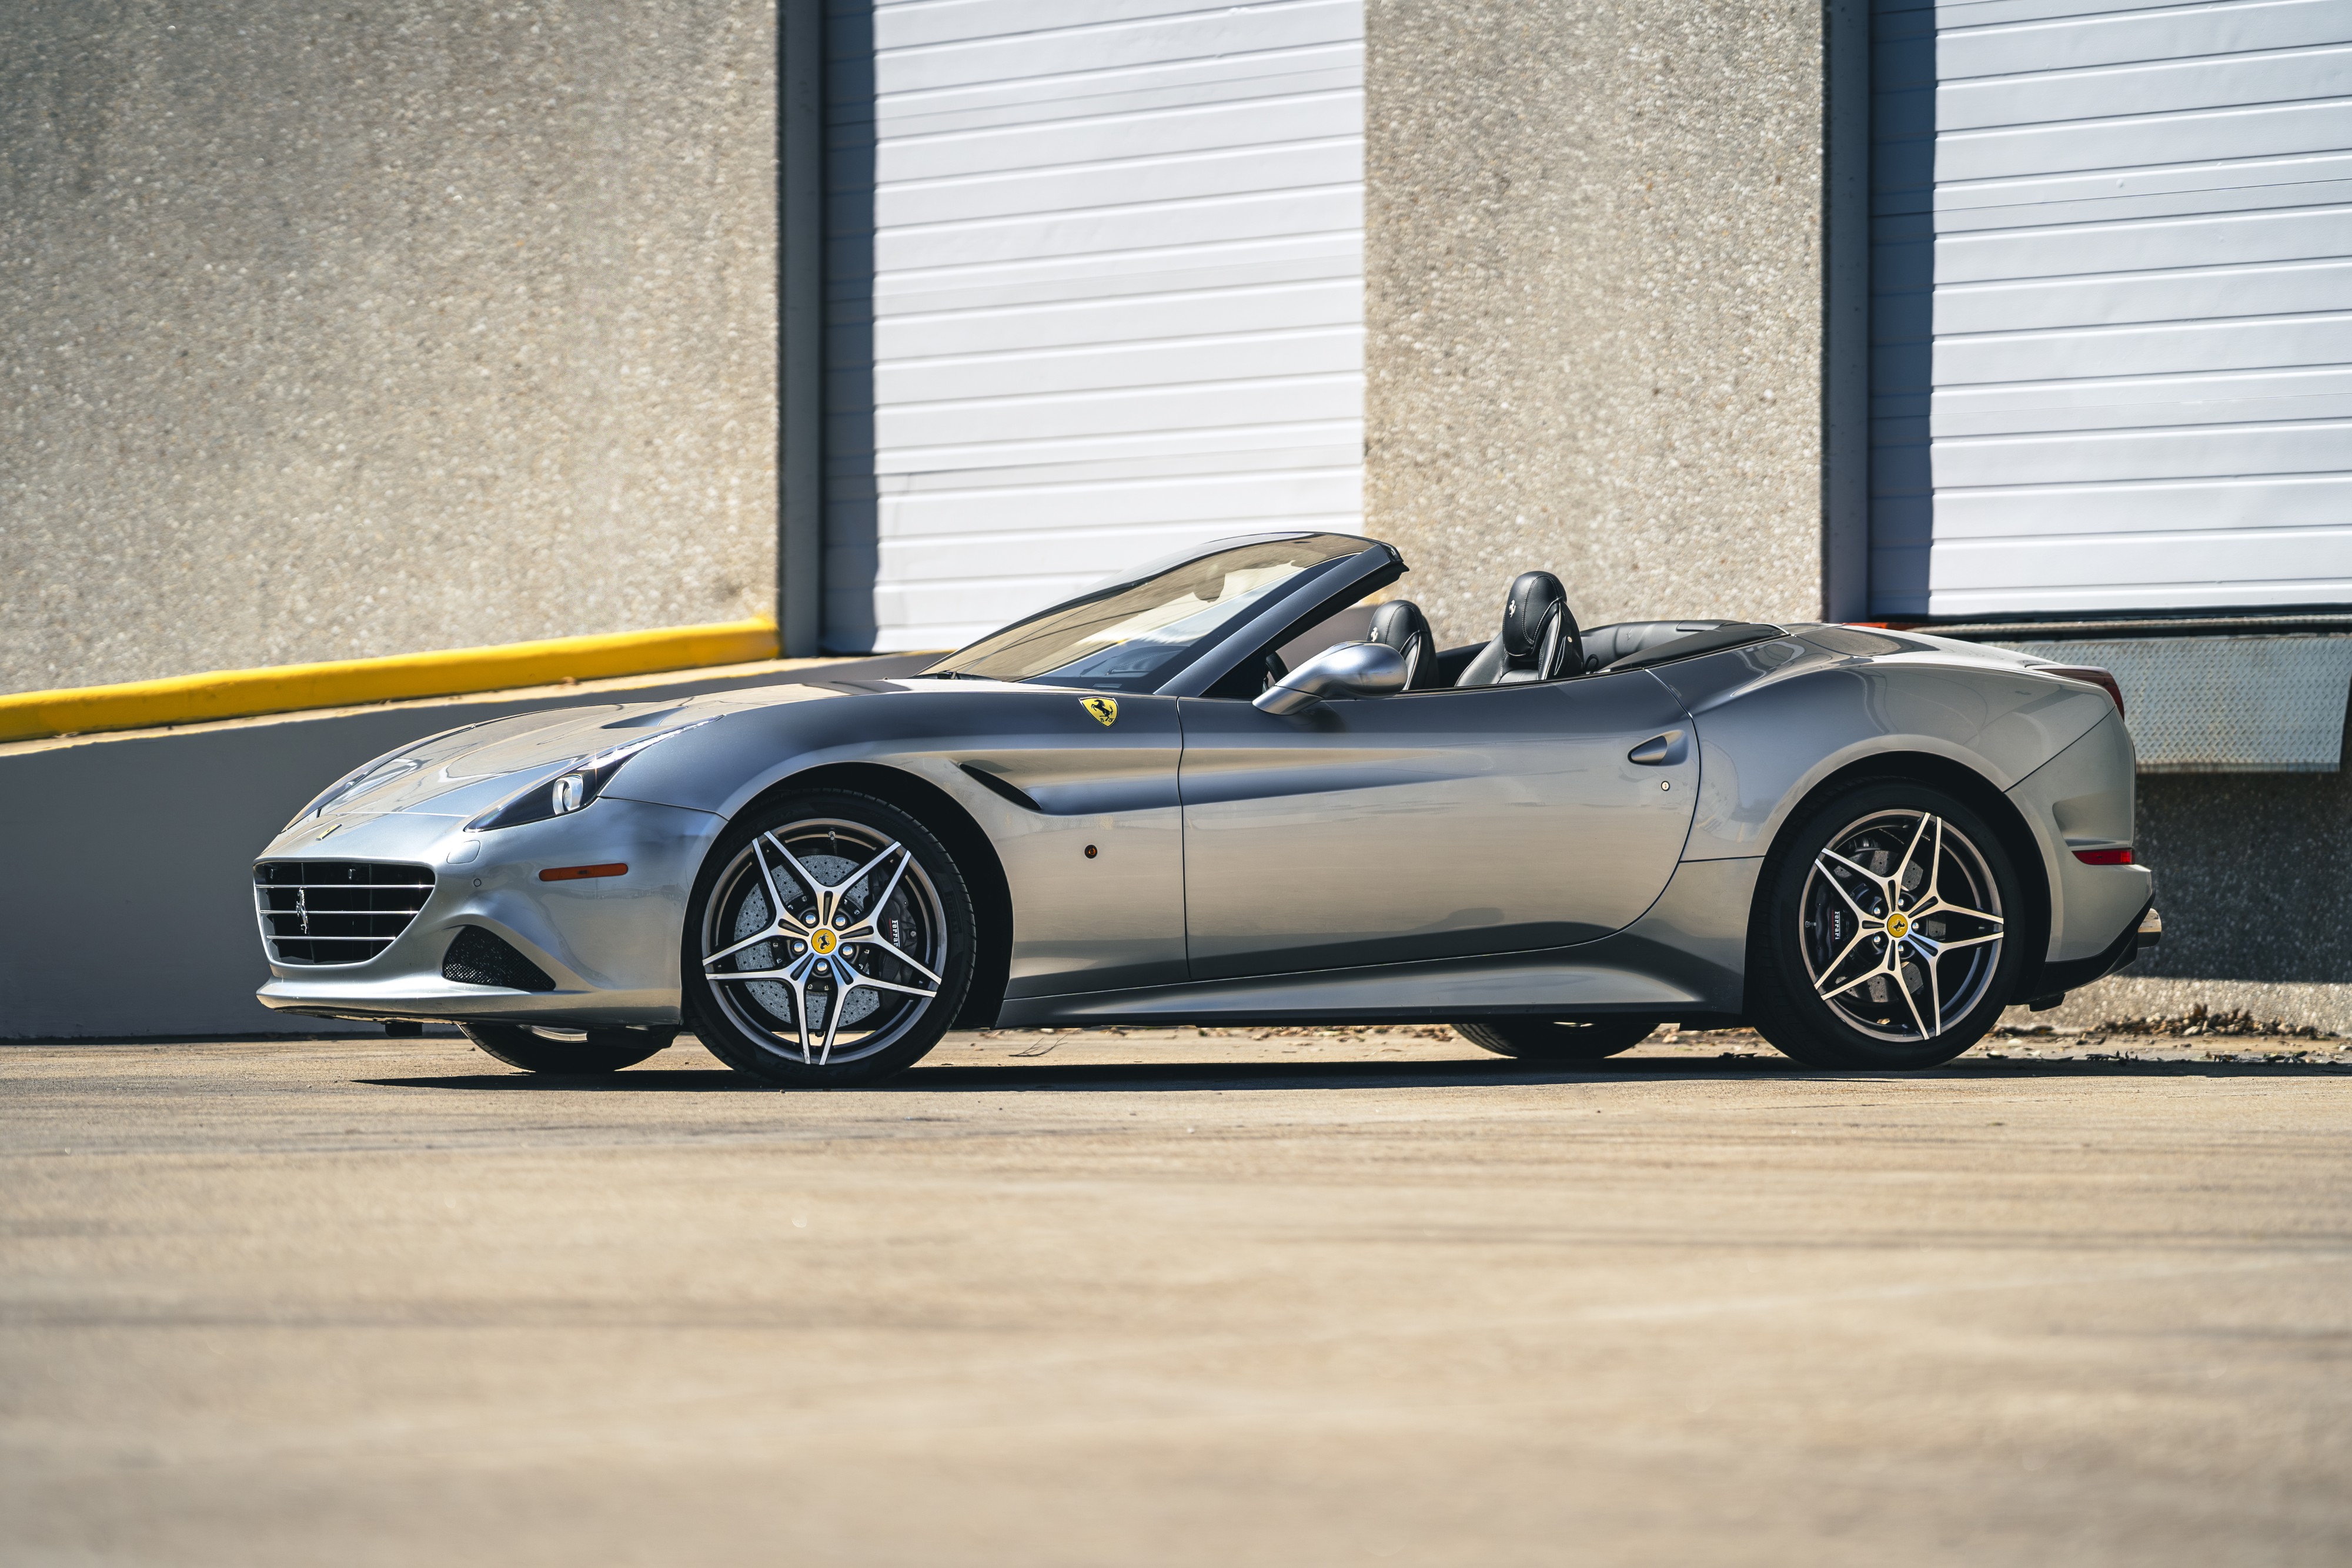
xmin=440 ymin=926 xmax=556 ymax=992
xmin=958 ymin=762 xmax=1043 ymax=813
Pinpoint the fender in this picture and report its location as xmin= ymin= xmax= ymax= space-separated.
xmin=1659 ymin=636 xmax=2115 ymax=862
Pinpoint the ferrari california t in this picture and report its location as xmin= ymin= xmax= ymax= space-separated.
xmin=252 ymin=532 xmax=2157 ymax=1081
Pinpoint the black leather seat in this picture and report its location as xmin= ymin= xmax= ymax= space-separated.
xmin=1456 ymin=571 xmax=1580 ymax=687
xmin=1367 ymin=600 xmax=1438 ymax=690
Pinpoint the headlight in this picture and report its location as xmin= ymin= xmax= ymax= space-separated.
xmin=465 ymin=723 xmax=707 ymax=832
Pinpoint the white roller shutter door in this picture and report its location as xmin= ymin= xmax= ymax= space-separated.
xmin=1871 ymin=0 xmax=2352 ymax=617
xmin=826 ymin=0 xmax=1366 ymax=651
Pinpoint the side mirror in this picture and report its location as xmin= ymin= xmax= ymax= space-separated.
xmin=1253 ymin=641 xmax=1408 ymax=715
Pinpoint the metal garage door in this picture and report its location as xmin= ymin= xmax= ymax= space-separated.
xmin=824 ymin=0 xmax=1366 ymax=652
xmin=1871 ymin=0 xmax=2352 ymax=618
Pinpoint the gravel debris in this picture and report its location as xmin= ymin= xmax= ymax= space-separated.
xmin=963 ymin=1012 xmax=2348 ymax=1069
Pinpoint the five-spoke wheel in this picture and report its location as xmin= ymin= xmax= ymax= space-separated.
xmin=683 ymin=790 xmax=975 ymax=1085
xmin=1748 ymin=781 xmax=2024 ymax=1069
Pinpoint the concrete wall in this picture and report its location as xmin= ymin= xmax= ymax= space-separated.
xmin=1363 ymin=0 xmax=1826 ymax=647
xmin=15 ymin=667 xmax=2338 ymax=1041
xmin=0 ymin=655 xmax=924 ymax=1040
xmin=2029 ymin=757 xmax=2352 ymax=1038
xmin=1 ymin=0 xmax=777 ymax=697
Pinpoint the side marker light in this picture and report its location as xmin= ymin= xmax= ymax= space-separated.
xmin=2072 ymin=848 xmax=2134 ymax=866
xmin=540 ymin=863 xmax=628 ymax=882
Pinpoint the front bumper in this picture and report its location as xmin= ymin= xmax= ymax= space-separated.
xmin=254 ymin=797 xmax=723 ymax=1027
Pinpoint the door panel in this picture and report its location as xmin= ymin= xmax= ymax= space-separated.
xmin=947 ymin=692 xmax=1187 ymax=997
xmin=1177 ymin=673 xmax=1698 ymax=981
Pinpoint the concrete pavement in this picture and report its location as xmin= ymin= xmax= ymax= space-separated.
xmin=6 ymin=1027 xmax=2351 ymax=1565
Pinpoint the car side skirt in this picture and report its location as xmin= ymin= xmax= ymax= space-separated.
xmin=995 ymin=857 xmax=1760 ymax=1028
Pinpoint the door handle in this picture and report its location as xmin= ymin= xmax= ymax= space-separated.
xmin=1628 ymin=730 xmax=1688 ymax=766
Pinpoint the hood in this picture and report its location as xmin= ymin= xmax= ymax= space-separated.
xmin=293 ymin=683 xmax=847 ymax=824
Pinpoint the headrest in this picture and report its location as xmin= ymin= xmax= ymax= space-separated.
xmin=1367 ymin=600 xmax=1436 ymax=690
xmin=1501 ymin=571 xmax=1568 ymax=660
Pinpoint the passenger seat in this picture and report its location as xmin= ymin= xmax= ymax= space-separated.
xmin=1456 ymin=571 xmax=1580 ymax=686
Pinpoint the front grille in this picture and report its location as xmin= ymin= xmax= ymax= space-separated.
xmin=254 ymin=860 xmax=435 ymax=965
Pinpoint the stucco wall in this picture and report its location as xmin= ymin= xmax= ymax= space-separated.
xmin=1 ymin=1 xmax=776 ymax=697
xmin=1364 ymin=1 xmax=1825 ymax=647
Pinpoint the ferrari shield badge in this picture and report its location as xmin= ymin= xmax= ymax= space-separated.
xmin=1081 ymin=696 xmax=1119 ymax=727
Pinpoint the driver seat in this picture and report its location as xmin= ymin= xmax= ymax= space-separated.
xmin=1367 ymin=600 xmax=1438 ymax=690
xmin=1457 ymin=571 xmax=1580 ymax=687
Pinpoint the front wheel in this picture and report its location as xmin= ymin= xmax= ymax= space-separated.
xmin=1747 ymin=781 xmax=2024 ymax=1069
xmin=1455 ymin=1017 xmax=1659 ymax=1061
xmin=460 ymin=1022 xmax=673 ymax=1073
xmin=683 ymin=789 xmax=977 ymax=1087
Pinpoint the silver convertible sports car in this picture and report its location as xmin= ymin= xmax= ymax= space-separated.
xmin=254 ymin=532 xmax=2158 ymax=1082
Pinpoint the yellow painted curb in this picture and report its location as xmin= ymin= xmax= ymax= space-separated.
xmin=0 ymin=618 xmax=781 ymax=743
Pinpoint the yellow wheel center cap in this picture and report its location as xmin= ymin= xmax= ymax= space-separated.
xmin=1883 ymin=911 xmax=1910 ymax=940
xmin=809 ymin=927 xmax=839 ymax=956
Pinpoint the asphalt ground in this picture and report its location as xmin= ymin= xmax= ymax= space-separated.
xmin=5 ymin=1026 xmax=2351 ymax=1566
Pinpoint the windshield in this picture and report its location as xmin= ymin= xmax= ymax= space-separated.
xmin=928 ymin=534 xmax=1371 ymax=691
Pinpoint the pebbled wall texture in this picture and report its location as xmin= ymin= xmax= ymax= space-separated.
xmin=2020 ymin=758 xmax=2352 ymax=1039
xmin=0 ymin=0 xmax=775 ymax=697
xmin=1364 ymin=0 xmax=1825 ymax=648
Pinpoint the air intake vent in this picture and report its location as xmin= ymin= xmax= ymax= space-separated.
xmin=255 ymin=860 xmax=434 ymax=965
xmin=440 ymin=925 xmax=556 ymax=992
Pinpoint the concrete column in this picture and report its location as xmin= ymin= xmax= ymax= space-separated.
xmin=1364 ymin=1 xmax=1828 ymax=646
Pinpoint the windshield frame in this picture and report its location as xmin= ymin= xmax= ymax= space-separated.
xmin=924 ymin=533 xmax=1395 ymax=696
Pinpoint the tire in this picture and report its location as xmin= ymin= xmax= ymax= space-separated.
xmin=461 ymin=1022 xmax=673 ymax=1073
xmin=1746 ymin=780 xmax=2025 ymax=1069
xmin=683 ymin=788 xmax=977 ymax=1087
xmin=1454 ymin=1017 xmax=1659 ymax=1061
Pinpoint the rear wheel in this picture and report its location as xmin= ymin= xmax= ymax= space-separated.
xmin=460 ymin=1022 xmax=673 ymax=1073
xmin=1454 ymin=1017 xmax=1659 ymax=1061
xmin=1747 ymin=781 xmax=2023 ymax=1069
xmin=683 ymin=790 xmax=976 ymax=1087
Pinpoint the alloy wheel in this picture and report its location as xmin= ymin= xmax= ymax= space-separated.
xmin=1798 ymin=808 xmax=2006 ymax=1044
xmin=699 ymin=815 xmax=950 ymax=1068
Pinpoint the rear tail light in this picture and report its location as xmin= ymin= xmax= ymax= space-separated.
xmin=2042 ymin=665 xmax=2124 ymax=718
xmin=2073 ymin=847 xmax=2134 ymax=866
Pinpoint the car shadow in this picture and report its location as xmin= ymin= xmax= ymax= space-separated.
xmin=357 ymin=1052 xmax=2352 ymax=1094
